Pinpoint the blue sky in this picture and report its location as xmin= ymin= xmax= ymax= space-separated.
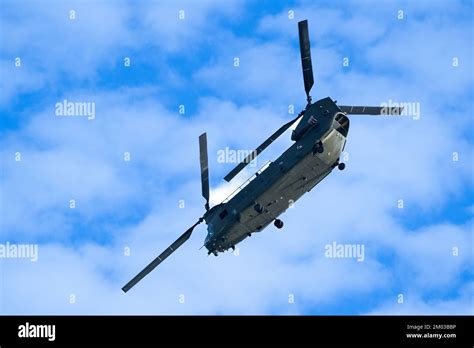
xmin=0 ymin=0 xmax=472 ymax=314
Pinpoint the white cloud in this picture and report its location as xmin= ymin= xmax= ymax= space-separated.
xmin=369 ymin=282 xmax=473 ymax=315
xmin=0 ymin=0 xmax=243 ymax=106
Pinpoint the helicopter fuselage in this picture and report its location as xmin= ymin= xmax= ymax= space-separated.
xmin=203 ymin=97 xmax=349 ymax=254
xmin=121 ymin=19 xmax=404 ymax=293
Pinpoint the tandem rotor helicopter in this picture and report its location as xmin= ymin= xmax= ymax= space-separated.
xmin=122 ymin=19 xmax=403 ymax=292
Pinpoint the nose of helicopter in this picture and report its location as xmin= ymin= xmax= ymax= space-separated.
xmin=204 ymin=234 xmax=215 ymax=253
xmin=204 ymin=235 xmax=228 ymax=255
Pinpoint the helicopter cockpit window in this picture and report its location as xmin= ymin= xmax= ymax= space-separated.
xmin=333 ymin=113 xmax=350 ymax=137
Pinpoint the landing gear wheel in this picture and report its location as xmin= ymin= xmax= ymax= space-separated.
xmin=274 ymin=219 xmax=284 ymax=229
xmin=338 ymin=162 xmax=346 ymax=171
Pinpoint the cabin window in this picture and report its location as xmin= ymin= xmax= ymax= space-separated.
xmin=219 ymin=209 xmax=228 ymax=219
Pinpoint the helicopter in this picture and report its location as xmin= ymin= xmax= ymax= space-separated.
xmin=122 ymin=19 xmax=403 ymax=292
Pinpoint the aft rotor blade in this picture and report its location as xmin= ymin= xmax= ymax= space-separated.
xmin=122 ymin=219 xmax=203 ymax=293
xmin=339 ymin=105 xmax=404 ymax=115
xmin=298 ymin=20 xmax=314 ymax=100
xmin=199 ymin=133 xmax=210 ymax=211
xmin=224 ymin=114 xmax=303 ymax=182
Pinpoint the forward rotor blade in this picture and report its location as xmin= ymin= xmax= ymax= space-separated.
xmin=339 ymin=105 xmax=404 ymax=115
xmin=224 ymin=114 xmax=303 ymax=182
xmin=298 ymin=20 xmax=314 ymax=100
xmin=199 ymin=133 xmax=210 ymax=211
xmin=122 ymin=219 xmax=203 ymax=293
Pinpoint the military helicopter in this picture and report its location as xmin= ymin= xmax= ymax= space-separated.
xmin=122 ymin=19 xmax=402 ymax=292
